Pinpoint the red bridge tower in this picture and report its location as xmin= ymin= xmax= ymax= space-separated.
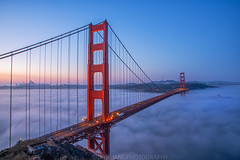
xmin=180 ymin=72 xmax=185 ymax=89
xmin=87 ymin=20 xmax=110 ymax=155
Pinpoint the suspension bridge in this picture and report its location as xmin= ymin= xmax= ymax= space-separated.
xmin=0 ymin=20 xmax=187 ymax=156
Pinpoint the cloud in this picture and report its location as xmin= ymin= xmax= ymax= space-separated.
xmin=110 ymin=86 xmax=240 ymax=160
xmin=0 ymin=86 xmax=240 ymax=160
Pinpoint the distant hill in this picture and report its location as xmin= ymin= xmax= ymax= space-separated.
xmin=110 ymin=81 xmax=214 ymax=93
xmin=0 ymin=80 xmax=215 ymax=93
xmin=203 ymin=81 xmax=240 ymax=85
xmin=153 ymin=80 xmax=177 ymax=84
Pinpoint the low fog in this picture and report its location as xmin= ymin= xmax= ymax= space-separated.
xmin=0 ymin=86 xmax=240 ymax=160
xmin=0 ymin=88 xmax=157 ymax=150
xmin=110 ymin=86 xmax=240 ymax=160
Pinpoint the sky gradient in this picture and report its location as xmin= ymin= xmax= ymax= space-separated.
xmin=0 ymin=0 xmax=239 ymax=82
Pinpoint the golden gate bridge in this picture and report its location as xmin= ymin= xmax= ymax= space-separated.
xmin=0 ymin=20 xmax=187 ymax=156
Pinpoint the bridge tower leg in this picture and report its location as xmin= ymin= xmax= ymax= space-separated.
xmin=87 ymin=20 xmax=110 ymax=155
xmin=180 ymin=72 xmax=185 ymax=89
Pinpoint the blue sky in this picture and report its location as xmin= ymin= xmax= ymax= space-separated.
xmin=0 ymin=0 xmax=239 ymax=82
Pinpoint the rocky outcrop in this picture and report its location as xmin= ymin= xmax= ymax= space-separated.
xmin=0 ymin=139 xmax=103 ymax=160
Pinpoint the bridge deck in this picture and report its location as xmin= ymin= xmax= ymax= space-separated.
xmin=34 ymin=89 xmax=187 ymax=145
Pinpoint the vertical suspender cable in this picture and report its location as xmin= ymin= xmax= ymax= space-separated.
xmin=57 ymin=40 xmax=59 ymax=130
xmin=138 ymin=67 xmax=139 ymax=100
xmin=126 ymin=51 xmax=128 ymax=104
xmin=85 ymin=29 xmax=87 ymax=118
xmin=25 ymin=51 xmax=28 ymax=140
xmin=119 ymin=41 xmax=122 ymax=109
xmin=77 ymin=32 xmax=79 ymax=123
xmin=50 ymin=42 xmax=52 ymax=132
xmin=115 ymin=36 xmax=117 ymax=109
xmin=9 ymin=55 xmax=13 ymax=147
xmin=118 ymin=40 xmax=120 ymax=108
xmin=83 ymin=30 xmax=86 ymax=119
xmin=28 ymin=50 xmax=31 ymax=139
xmin=60 ymin=38 xmax=62 ymax=128
xmin=39 ymin=46 xmax=41 ymax=136
xmin=68 ymin=36 xmax=71 ymax=126
xmin=123 ymin=47 xmax=125 ymax=108
xmin=109 ymin=31 xmax=112 ymax=112
xmin=121 ymin=44 xmax=123 ymax=108
xmin=44 ymin=45 xmax=46 ymax=134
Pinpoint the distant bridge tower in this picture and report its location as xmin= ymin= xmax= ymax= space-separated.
xmin=87 ymin=20 xmax=110 ymax=155
xmin=180 ymin=72 xmax=185 ymax=89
